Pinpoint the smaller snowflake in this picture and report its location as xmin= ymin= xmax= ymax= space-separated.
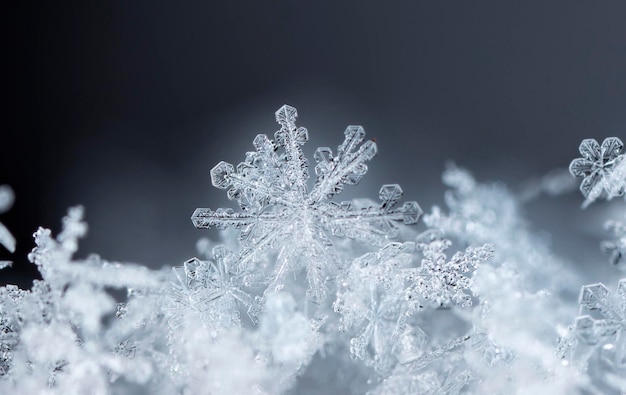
xmin=569 ymin=137 xmax=625 ymax=208
xmin=169 ymin=246 xmax=260 ymax=329
xmin=334 ymin=242 xmax=420 ymax=372
xmin=557 ymin=279 xmax=626 ymax=370
xmin=404 ymin=236 xmax=494 ymax=309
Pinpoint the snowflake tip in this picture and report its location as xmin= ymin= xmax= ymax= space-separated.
xmin=601 ymin=137 xmax=624 ymax=160
xmin=401 ymin=202 xmax=423 ymax=225
xmin=379 ymin=184 xmax=403 ymax=206
xmin=275 ymin=104 xmax=298 ymax=126
xmin=578 ymin=139 xmax=601 ymax=162
xmin=211 ymin=161 xmax=235 ymax=189
xmin=574 ymin=315 xmax=619 ymax=345
xmin=191 ymin=208 xmax=220 ymax=229
xmin=341 ymin=125 xmax=367 ymax=153
xmin=253 ymin=133 xmax=275 ymax=152
xmin=359 ymin=139 xmax=378 ymax=162
xmin=579 ymin=283 xmax=610 ymax=310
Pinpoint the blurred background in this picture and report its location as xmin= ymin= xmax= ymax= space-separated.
xmin=2 ymin=1 xmax=626 ymax=288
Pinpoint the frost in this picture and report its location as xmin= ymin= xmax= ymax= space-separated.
xmin=569 ymin=137 xmax=626 ymax=208
xmin=192 ymin=105 xmax=421 ymax=303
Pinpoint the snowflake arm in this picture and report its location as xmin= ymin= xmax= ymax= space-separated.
xmin=27 ymin=206 xmax=166 ymax=292
xmin=309 ymin=125 xmax=377 ymax=202
xmin=323 ymin=185 xmax=422 ymax=243
xmin=274 ymin=105 xmax=310 ymax=197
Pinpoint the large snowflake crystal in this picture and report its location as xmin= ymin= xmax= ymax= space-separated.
xmin=557 ymin=279 xmax=626 ymax=372
xmin=192 ymin=105 xmax=422 ymax=302
xmin=569 ymin=137 xmax=625 ymax=208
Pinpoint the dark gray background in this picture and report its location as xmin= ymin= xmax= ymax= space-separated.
xmin=2 ymin=2 xmax=626 ymax=287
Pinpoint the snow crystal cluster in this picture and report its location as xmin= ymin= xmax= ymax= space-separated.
xmin=0 ymin=105 xmax=625 ymax=394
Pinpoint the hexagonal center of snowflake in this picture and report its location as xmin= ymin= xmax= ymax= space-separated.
xmin=592 ymin=160 xmax=609 ymax=172
xmin=285 ymin=203 xmax=326 ymax=243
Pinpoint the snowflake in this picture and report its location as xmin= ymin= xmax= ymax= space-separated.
xmin=557 ymin=279 xmax=626 ymax=370
xmin=192 ymin=105 xmax=422 ymax=303
xmin=348 ymin=285 xmax=405 ymax=368
xmin=334 ymin=242 xmax=424 ymax=373
xmin=404 ymin=235 xmax=494 ymax=309
xmin=569 ymin=137 xmax=625 ymax=208
xmin=334 ymin=234 xmax=491 ymax=374
xmin=169 ymin=245 xmax=260 ymax=328
xmin=601 ymin=218 xmax=626 ymax=270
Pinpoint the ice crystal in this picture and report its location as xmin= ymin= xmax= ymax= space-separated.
xmin=169 ymin=246 xmax=261 ymax=328
xmin=192 ymin=105 xmax=421 ymax=303
xmin=569 ymin=137 xmax=626 ymax=208
xmin=0 ymin=207 xmax=172 ymax=392
xmin=424 ymin=165 xmax=582 ymax=393
xmin=557 ymin=279 xmax=626 ymax=393
xmin=2 ymin=106 xmax=624 ymax=394
xmin=404 ymin=235 xmax=494 ymax=309
xmin=334 ymin=232 xmax=492 ymax=376
xmin=334 ymin=242 xmax=417 ymax=372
